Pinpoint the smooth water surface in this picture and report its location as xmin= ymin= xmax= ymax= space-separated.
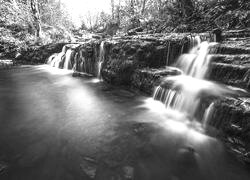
xmin=0 ymin=65 xmax=249 ymax=180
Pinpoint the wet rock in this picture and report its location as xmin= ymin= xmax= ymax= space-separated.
xmin=0 ymin=161 xmax=8 ymax=174
xmin=209 ymin=54 xmax=250 ymax=66
xmin=209 ymin=44 xmax=250 ymax=55
xmin=212 ymin=28 xmax=223 ymax=42
xmin=223 ymin=29 xmax=250 ymax=39
xmin=176 ymin=146 xmax=197 ymax=166
xmin=243 ymin=152 xmax=250 ymax=164
xmin=209 ymin=62 xmax=250 ymax=90
xmin=131 ymin=67 xmax=182 ymax=94
xmin=122 ymin=166 xmax=134 ymax=180
xmin=80 ymin=157 xmax=98 ymax=179
xmin=207 ymin=97 xmax=250 ymax=164
xmin=20 ymin=43 xmax=68 ymax=64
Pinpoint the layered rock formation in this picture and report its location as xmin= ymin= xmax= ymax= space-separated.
xmin=43 ymin=31 xmax=250 ymax=164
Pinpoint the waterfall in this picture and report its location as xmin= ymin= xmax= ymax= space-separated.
xmin=202 ymin=102 xmax=215 ymax=128
xmin=98 ymin=41 xmax=105 ymax=80
xmin=176 ymin=42 xmax=212 ymax=79
xmin=64 ymin=49 xmax=73 ymax=70
xmin=153 ymin=40 xmax=247 ymax=128
xmin=153 ymin=41 xmax=217 ymax=123
xmin=47 ymin=52 xmax=64 ymax=69
xmin=166 ymin=41 xmax=171 ymax=66
xmin=187 ymin=35 xmax=201 ymax=51
xmin=74 ymin=49 xmax=87 ymax=74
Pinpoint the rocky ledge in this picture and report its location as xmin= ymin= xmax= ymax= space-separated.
xmin=0 ymin=60 xmax=13 ymax=69
xmin=16 ymin=30 xmax=250 ymax=164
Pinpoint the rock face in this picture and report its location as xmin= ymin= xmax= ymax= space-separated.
xmin=131 ymin=67 xmax=182 ymax=94
xmin=0 ymin=60 xmax=13 ymax=69
xmin=43 ymin=32 xmax=250 ymax=164
xmin=206 ymin=35 xmax=250 ymax=163
xmin=101 ymin=37 xmax=184 ymax=85
xmin=17 ymin=43 xmax=68 ymax=64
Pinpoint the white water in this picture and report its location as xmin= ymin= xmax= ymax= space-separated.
xmin=188 ymin=35 xmax=201 ymax=51
xmin=166 ymin=41 xmax=171 ymax=65
xmin=47 ymin=52 xmax=64 ymax=68
xmin=97 ymin=41 xmax=105 ymax=80
xmin=64 ymin=49 xmax=73 ymax=70
xmin=202 ymin=102 xmax=215 ymax=128
xmin=154 ymin=40 xmax=248 ymax=127
xmin=154 ymin=41 xmax=225 ymax=126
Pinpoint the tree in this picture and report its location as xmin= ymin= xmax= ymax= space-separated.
xmin=141 ymin=0 xmax=147 ymax=15
xmin=111 ymin=0 xmax=115 ymax=20
xmin=30 ymin=0 xmax=41 ymax=37
xmin=177 ymin=0 xmax=194 ymax=18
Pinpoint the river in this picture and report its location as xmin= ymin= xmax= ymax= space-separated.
xmin=0 ymin=65 xmax=249 ymax=180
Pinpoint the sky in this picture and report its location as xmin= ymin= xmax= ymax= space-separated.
xmin=61 ymin=0 xmax=111 ymax=26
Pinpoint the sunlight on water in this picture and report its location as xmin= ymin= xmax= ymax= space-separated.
xmin=91 ymin=78 xmax=102 ymax=83
xmin=67 ymin=88 xmax=93 ymax=109
xmin=36 ymin=65 xmax=73 ymax=75
xmin=143 ymin=98 xmax=168 ymax=114
xmin=164 ymin=120 xmax=209 ymax=143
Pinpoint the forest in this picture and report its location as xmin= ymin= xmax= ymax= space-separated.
xmin=0 ymin=0 xmax=249 ymax=58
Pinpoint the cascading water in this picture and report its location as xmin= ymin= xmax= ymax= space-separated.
xmin=166 ymin=41 xmax=171 ymax=66
xmin=176 ymin=41 xmax=211 ymax=79
xmin=98 ymin=41 xmax=105 ymax=80
xmin=64 ymin=49 xmax=73 ymax=70
xmin=202 ymin=102 xmax=215 ymax=128
xmin=47 ymin=52 xmax=65 ymax=68
xmin=187 ymin=35 xmax=202 ymax=51
xmin=154 ymin=41 xmax=246 ymax=128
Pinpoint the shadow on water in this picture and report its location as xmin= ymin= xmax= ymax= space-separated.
xmin=0 ymin=65 xmax=249 ymax=180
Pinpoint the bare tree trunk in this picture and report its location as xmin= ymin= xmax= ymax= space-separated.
xmin=141 ymin=0 xmax=147 ymax=15
xmin=116 ymin=0 xmax=121 ymax=25
xmin=30 ymin=0 xmax=41 ymax=37
xmin=130 ymin=0 xmax=135 ymax=16
xmin=177 ymin=0 xmax=194 ymax=18
xmin=111 ymin=0 xmax=115 ymax=20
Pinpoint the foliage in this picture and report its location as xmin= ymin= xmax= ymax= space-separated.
xmin=79 ymin=0 xmax=249 ymax=34
xmin=0 ymin=0 xmax=74 ymax=58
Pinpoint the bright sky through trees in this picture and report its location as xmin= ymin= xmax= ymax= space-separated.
xmin=61 ymin=0 xmax=111 ymax=26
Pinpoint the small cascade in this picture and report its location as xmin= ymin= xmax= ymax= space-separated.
xmin=202 ymin=102 xmax=215 ymax=128
xmin=74 ymin=49 xmax=88 ymax=74
xmin=187 ymin=35 xmax=201 ymax=50
xmin=178 ymin=35 xmax=202 ymax=61
xmin=153 ymin=41 xmax=246 ymax=128
xmin=166 ymin=41 xmax=171 ymax=66
xmin=176 ymin=42 xmax=212 ymax=79
xmin=64 ymin=49 xmax=73 ymax=70
xmin=47 ymin=52 xmax=65 ymax=68
xmin=98 ymin=41 xmax=105 ymax=79
xmin=47 ymin=45 xmax=72 ymax=70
